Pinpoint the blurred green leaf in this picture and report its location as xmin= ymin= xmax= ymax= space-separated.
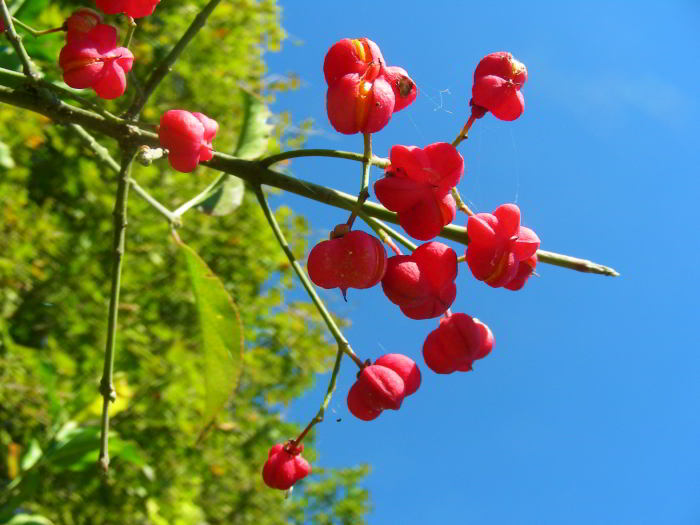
xmin=42 ymin=423 xmax=144 ymax=471
xmin=19 ymin=439 xmax=42 ymax=471
xmin=0 ymin=141 xmax=15 ymax=170
xmin=0 ymin=470 xmax=39 ymax=522
xmin=234 ymin=91 xmax=271 ymax=160
xmin=197 ymin=174 xmax=245 ymax=217
xmin=178 ymin=239 xmax=243 ymax=437
xmin=5 ymin=514 xmax=54 ymax=525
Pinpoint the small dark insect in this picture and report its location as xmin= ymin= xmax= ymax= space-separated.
xmin=336 ymin=418 xmax=342 ymax=422
xmin=397 ymin=77 xmax=414 ymax=97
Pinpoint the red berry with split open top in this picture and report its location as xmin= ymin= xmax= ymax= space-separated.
xmin=423 ymin=313 xmax=494 ymax=374
xmin=381 ymin=241 xmax=458 ymax=320
xmin=262 ymin=442 xmax=312 ymax=491
xmin=307 ymin=228 xmax=387 ymax=298
xmin=471 ymin=51 xmax=528 ymax=121
xmin=158 ymin=110 xmax=219 ymax=173
xmin=323 ymin=38 xmax=417 ymax=135
xmin=347 ymin=354 xmax=421 ymax=421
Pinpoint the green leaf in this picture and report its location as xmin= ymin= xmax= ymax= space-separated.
xmin=44 ymin=423 xmax=145 ymax=471
xmin=234 ymin=90 xmax=271 ymax=160
xmin=5 ymin=514 xmax=55 ymax=525
xmin=178 ymin=238 xmax=243 ymax=438
xmin=0 ymin=140 xmax=15 ymax=170
xmin=19 ymin=439 xmax=42 ymax=472
xmin=197 ymin=174 xmax=245 ymax=217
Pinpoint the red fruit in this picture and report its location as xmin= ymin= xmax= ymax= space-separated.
xmin=323 ymin=37 xmax=418 ymax=135
xmin=399 ymin=188 xmax=457 ymax=241
xmin=381 ymin=242 xmax=457 ymax=320
xmin=58 ymin=24 xmax=134 ymax=100
xmin=374 ymin=143 xmax=463 ymax=240
xmin=470 ymin=52 xmax=527 ymax=121
xmin=474 ymin=51 xmax=528 ymax=86
xmin=64 ymin=8 xmax=103 ymax=42
xmin=307 ymin=229 xmax=387 ymax=297
xmin=466 ymin=204 xmax=540 ymax=288
xmin=323 ymin=38 xmax=385 ymax=85
xmin=347 ymin=354 xmax=420 ymax=421
xmin=374 ymin=353 xmax=421 ymax=396
xmin=95 ymin=0 xmax=160 ymax=19
xmin=504 ymin=254 xmax=537 ymax=291
xmin=423 ymin=313 xmax=494 ymax=374
xmin=262 ymin=442 xmax=311 ymax=491
xmin=0 ymin=17 xmax=5 ymax=33
xmin=383 ymin=65 xmax=418 ymax=112
xmin=158 ymin=110 xmax=219 ymax=173
xmin=326 ymin=73 xmax=395 ymax=134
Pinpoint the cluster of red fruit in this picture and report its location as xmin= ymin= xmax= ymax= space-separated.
xmin=3 ymin=1 xmax=160 ymax=100
xmin=263 ymin=41 xmax=539 ymax=491
xmin=4 ymin=4 xmax=221 ymax=173
xmin=56 ymin=2 xmax=160 ymax=99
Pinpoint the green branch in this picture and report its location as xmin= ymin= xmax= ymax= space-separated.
xmin=536 ymin=250 xmax=620 ymax=277
xmin=0 ymin=84 xmax=619 ymax=277
xmin=261 ymin=148 xmax=389 ymax=169
xmin=11 ymin=17 xmax=64 ymax=37
xmin=69 ymin=124 xmax=180 ymax=225
xmin=360 ymin=213 xmax=417 ymax=253
xmin=0 ymin=0 xmax=40 ymax=79
xmin=346 ymin=133 xmax=373 ymax=228
xmin=254 ymin=185 xmax=364 ymax=368
xmin=98 ymin=148 xmax=137 ymax=473
xmin=291 ymin=343 xmax=344 ymax=448
xmin=125 ymin=0 xmax=223 ymax=119
xmin=122 ymin=16 xmax=137 ymax=48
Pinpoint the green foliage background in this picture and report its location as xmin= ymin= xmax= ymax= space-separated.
xmin=0 ymin=1 xmax=369 ymax=523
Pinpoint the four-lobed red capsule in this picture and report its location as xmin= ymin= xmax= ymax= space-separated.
xmin=423 ymin=313 xmax=494 ymax=374
xmin=471 ymin=51 xmax=528 ymax=121
xmin=374 ymin=142 xmax=464 ymax=241
xmin=94 ymin=0 xmax=161 ymax=19
xmin=262 ymin=442 xmax=312 ymax=491
xmin=157 ymin=110 xmax=219 ymax=173
xmin=58 ymin=23 xmax=134 ymax=100
xmin=347 ymin=354 xmax=421 ymax=421
xmin=323 ymin=38 xmax=418 ymax=135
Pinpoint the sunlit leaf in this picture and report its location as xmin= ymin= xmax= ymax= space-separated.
xmin=197 ymin=174 xmax=245 ymax=216
xmin=5 ymin=513 xmax=54 ymax=525
xmin=177 ymin=238 xmax=243 ymax=438
xmin=234 ymin=90 xmax=271 ymax=160
xmin=0 ymin=140 xmax=15 ymax=170
xmin=20 ymin=439 xmax=42 ymax=472
xmin=43 ymin=423 xmax=145 ymax=471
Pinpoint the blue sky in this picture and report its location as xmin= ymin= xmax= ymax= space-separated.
xmin=264 ymin=2 xmax=700 ymax=523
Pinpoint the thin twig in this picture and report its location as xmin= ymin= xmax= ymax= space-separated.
xmin=0 ymin=0 xmax=40 ymax=79
xmin=254 ymin=185 xmax=364 ymax=368
xmin=172 ymin=172 xmax=227 ymax=218
xmin=346 ymin=133 xmax=372 ymax=228
xmin=125 ymin=0 xmax=223 ymax=119
xmin=11 ymin=17 xmax=64 ymax=37
xmin=122 ymin=16 xmax=136 ymax=48
xmin=290 ymin=344 xmax=344 ymax=448
xmin=98 ymin=148 xmax=137 ymax=473
xmin=536 ymin=250 xmax=620 ymax=277
xmin=451 ymin=187 xmax=474 ymax=216
xmin=360 ymin=213 xmax=417 ymax=253
xmin=260 ymin=148 xmax=390 ymax=169
xmin=69 ymin=123 xmax=180 ymax=225
xmin=452 ymin=113 xmax=476 ymax=147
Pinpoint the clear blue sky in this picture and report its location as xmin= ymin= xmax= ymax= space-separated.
xmin=264 ymin=2 xmax=700 ymax=523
